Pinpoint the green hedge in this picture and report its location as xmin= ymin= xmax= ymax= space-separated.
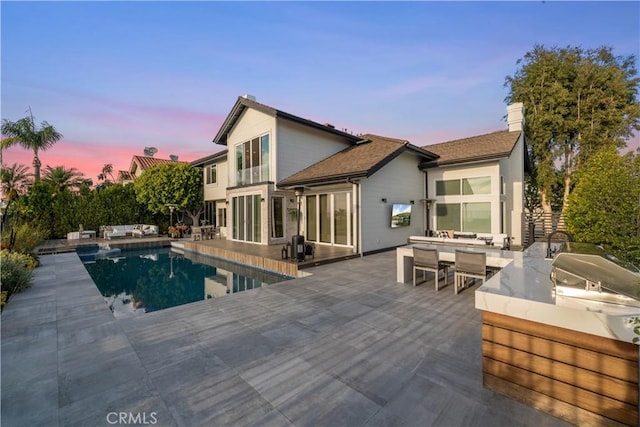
xmin=1 ymin=250 xmax=37 ymax=309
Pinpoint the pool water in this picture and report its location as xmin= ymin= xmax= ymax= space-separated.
xmin=82 ymin=247 xmax=291 ymax=318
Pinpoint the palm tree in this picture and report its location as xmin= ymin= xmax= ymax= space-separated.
xmin=42 ymin=165 xmax=90 ymax=194
xmin=97 ymin=163 xmax=116 ymax=184
xmin=0 ymin=163 xmax=31 ymax=226
xmin=1 ymin=108 xmax=63 ymax=181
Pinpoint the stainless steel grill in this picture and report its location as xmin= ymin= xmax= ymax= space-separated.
xmin=550 ymin=242 xmax=640 ymax=308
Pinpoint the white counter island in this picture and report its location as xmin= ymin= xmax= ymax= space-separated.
xmin=474 ymin=242 xmax=639 ymax=426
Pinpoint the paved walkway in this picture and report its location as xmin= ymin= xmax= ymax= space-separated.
xmin=1 ymin=251 xmax=569 ymax=427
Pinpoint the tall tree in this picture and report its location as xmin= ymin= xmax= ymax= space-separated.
xmin=133 ymin=162 xmax=203 ymax=226
xmin=565 ymin=147 xmax=640 ymax=264
xmin=1 ymin=108 xmax=63 ymax=181
xmin=505 ymin=45 xmax=640 ymax=227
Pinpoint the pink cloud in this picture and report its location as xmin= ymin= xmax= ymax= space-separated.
xmin=2 ymin=136 xmax=224 ymax=185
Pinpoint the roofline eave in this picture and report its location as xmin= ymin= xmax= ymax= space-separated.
xmin=277 ymin=171 xmax=369 ymax=188
xmin=419 ymin=153 xmax=511 ymax=169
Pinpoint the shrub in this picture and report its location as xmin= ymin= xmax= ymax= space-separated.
xmin=0 ymin=250 xmax=36 ymax=299
xmin=565 ymin=148 xmax=640 ymax=266
xmin=0 ymin=222 xmax=47 ymax=254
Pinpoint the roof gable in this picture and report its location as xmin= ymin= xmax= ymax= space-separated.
xmin=278 ymin=134 xmax=437 ymax=187
xmin=420 ymin=130 xmax=521 ymax=168
xmin=129 ymin=156 xmax=186 ymax=175
xmin=213 ymin=96 xmax=361 ymax=145
xmin=117 ymin=170 xmax=134 ymax=182
xmin=190 ymin=149 xmax=228 ymax=167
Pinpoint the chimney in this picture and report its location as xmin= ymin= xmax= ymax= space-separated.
xmin=507 ymin=102 xmax=525 ymax=132
xmin=242 ymin=94 xmax=256 ymax=101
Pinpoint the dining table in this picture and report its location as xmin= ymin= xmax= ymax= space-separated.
xmin=396 ymin=243 xmax=514 ymax=284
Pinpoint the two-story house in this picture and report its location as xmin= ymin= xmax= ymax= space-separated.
xmin=194 ymin=96 xmax=527 ymax=254
xmin=194 ymin=95 xmax=437 ymax=253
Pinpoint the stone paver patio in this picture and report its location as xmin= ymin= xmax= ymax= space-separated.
xmin=1 ymin=251 xmax=569 ymax=426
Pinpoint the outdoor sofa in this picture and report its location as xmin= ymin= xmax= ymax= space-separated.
xmin=103 ymin=224 xmax=158 ymax=240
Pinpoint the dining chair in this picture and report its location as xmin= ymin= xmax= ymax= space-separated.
xmin=413 ymin=247 xmax=449 ymax=290
xmin=191 ymin=226 xmax=202 ymax=241
xmin=454 ymin=250 xmax=487 ymax=294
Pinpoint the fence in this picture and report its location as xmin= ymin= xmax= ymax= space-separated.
xmin=521 ymin=211 xmax=566 ymax=247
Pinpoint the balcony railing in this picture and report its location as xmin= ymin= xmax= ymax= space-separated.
xmin=235 ymin=164 xmax=269 ymax=186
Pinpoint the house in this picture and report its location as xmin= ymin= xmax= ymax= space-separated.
xmin=116 ymin=155 xmax=186 ymax=185
xmin=190 ymin=150 xmax=228 ymax=233
xmin=197 ymin=95 xmax=526 ymax=254
xmin=420 ymin=103 xmax=527 ymax=246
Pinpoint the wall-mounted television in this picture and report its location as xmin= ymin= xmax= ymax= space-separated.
xmin=391 ymin=203 xmax=412 ymax=228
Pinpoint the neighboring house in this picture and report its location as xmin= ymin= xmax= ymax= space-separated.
xmin=191 ymin=150 xmax=228 ymax=235
xmin=116 ymin=155 xmax=186 ymax=185
xmin=420 ymin=103 xmax=527 ymax=246
xmin=116 ymin=170 xmax=135 ymax=185
xmin=203 ymin=95 xmax=527 ymax=253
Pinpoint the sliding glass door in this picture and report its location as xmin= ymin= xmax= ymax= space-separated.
xmin=231 ymin=195 xmax=262 ymax=243
xmin=305 ymin=192 xmax=352 ymax=247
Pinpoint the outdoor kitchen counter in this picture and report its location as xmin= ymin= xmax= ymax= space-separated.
xmin=475 ymin=242 xmax=640 ymax=344
xmin=475 ymin=242 xmax=639 ymax=427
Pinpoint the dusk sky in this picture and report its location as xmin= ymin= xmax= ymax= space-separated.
xmin=2 ymin=1 xmax=638 ymax=184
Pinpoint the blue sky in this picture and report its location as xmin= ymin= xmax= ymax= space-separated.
xmin=2 ymin=1 xmax=638 ymax=183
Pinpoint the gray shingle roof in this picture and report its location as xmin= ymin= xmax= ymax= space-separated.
xmin=213 ymin=96 xmax=362 ymax=145
xmin=420 ymin=130 xmax=521 ymax=168
xmin=278 ymin=134 xmax=437 ymax=187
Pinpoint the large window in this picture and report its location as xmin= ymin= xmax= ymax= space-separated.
xmin=217 ymin=207 xmax=226 ymax=227
xmin=436 ymin=180 xmax=460 ymax=196
xmin=306 ymin=195 xmax=317 ymax=241
xmin=271 ymin=196 xmax=285 ymax=238
xmin=206 ymin=164 xmax=217 ymax=185
xmin=436 ymin=203 xmax=461 ymax=231
xmin=436 ymin=202 xmax=491 ymax=233
xmin=235 ymin=134 xmax=269 ymax=186
xmin=436 ymin=177 xmax=491 ymax=196
xmin=203 ymin=201 xmax=215 ymax=226
xmin=462 ymin=177 xmax=491 ymax=195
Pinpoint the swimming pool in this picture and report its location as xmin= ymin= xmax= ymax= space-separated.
xmin=82 ymin=247 xmax=291 ymax=318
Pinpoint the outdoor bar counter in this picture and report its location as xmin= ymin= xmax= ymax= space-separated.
xmin=475 ymin=242 xmax=640 ymax=426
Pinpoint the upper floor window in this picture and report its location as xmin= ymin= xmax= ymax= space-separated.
xmin=235 ymin=134 xmax=269 ymax=186
xmin=206 ymin=164 xmax=217 ymax=185
xmin=462 ymin=177 xmax=491 ymax=195
xmin=436 ymin=176 xmax=491 ymax=196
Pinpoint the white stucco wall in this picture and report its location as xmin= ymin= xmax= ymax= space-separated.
xmin=499 ymin=133 xmax=525 ymax=245
xmin=426 ymin=135 xmax=525 ymax=246
xmin=426 ymin=162 xmax=501 ymax=234
xmin=203 ymin=159 xmax=228 ymax=202
xmin=360 ymin=151 xmax=425 ymax=253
